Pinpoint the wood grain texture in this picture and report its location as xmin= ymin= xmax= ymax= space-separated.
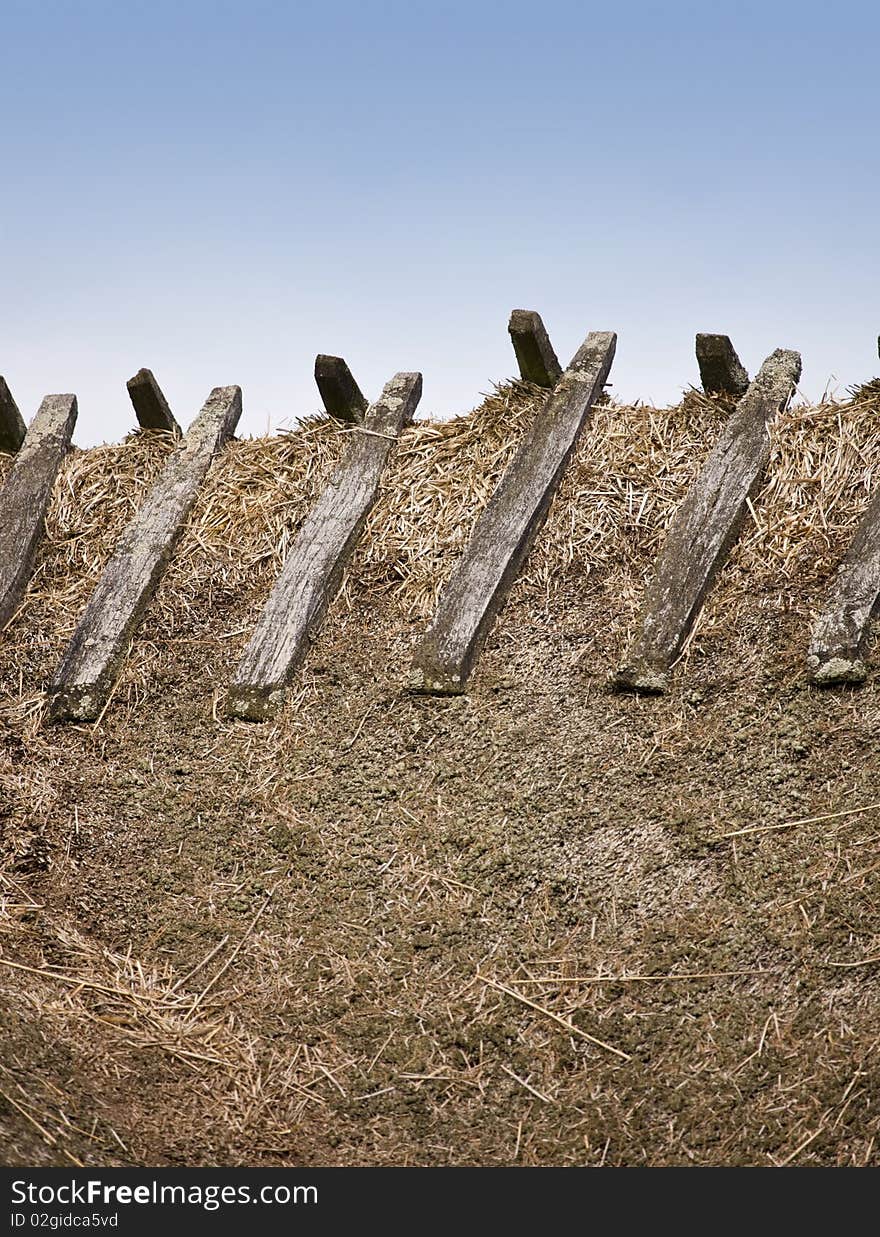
xmin=508 ymin=310 xmax=563 ymax=388
xmin=615 ymin=348 xmax=801 ymax=694
xmin=227 ymin=371 xmax=422 ymax=720
xmin=314 ymin=354 xmax=368 ymax=424
xmin=695 ymin=334 xmax=750 ymax=397
xmin=806 ymin=491 xmax=880 ymax=685
xmin=410 ymin=330 xmax=617 ymax=695
xmin=0 ymin=394 xmax=77 ymax=626
xmin=0 ymin=377 xmax=27 ymax=454
xmin=126 ymin=368 xmax=180 ymax=435
xmin=48 ymin=386 xmax=242 ymax=721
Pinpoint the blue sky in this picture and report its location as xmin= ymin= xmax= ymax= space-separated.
xmin=2 ymin=0 xmax=878 ymax=442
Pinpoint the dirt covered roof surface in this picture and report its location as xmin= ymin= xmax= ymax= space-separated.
xmin=2 ymin=378 xmax=880 ymax=1166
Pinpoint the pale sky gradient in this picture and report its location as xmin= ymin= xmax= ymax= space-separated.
xmin=2 ymin=0 xmax=878 ymax=443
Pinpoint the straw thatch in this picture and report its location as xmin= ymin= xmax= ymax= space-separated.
xmin=6 ymin=375 xmax=880 ymax=660
xmin=2 ymin=373 xmax=880 ymax=1168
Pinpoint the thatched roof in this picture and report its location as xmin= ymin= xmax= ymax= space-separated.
xmin=2 ymin=378 xmax=879 ymax=1166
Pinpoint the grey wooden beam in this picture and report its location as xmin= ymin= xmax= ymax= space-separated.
xmin=126 ymin=368 xmax=180 ymax=434
xmin=410 ymin=330 xmax=616 ymax=695
xmin=615 ymin=348 xmax=802 ymax=694
xmin=0 ymin=376 xmax=27 ymax=454
xmin=227 ymin=371 xmax=422 ymax=720
xmin=0 ymin=394 xmax=77 ymax=627
xmin=812 ymin=330 xmax=880 ymax=682
xmin=314 ymin=354 xmax=368 ymax=424
xmin=48 ymin=385 xmax=241 ymax=721
xmin=806 ymin=496 xmax=880 ymax=685
xmin=695 ymin=334 xmax=750 ymax=398
xmin=508 ymin=309 xmax=563 ymax=388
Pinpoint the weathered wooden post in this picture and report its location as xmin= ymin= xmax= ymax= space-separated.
xmin=508 ymin=310 xmax=563 ymax=388
xmin=126 ymin=369 xmax=180 ymax=434
xmin=695 ymin=334 xmax=750 ymax=398
xmin=614 ymin=348 xmax=801 ymax=694
xmin=227 ymin=371 xmax=423 ymax=719
xmin=0 ymin=377 xmax=27 ymax=454
xmin=314 ymin=355 xmax=368 ymax=424
xmin=806 ymin=498 xmax=880 ymax=685
xmin=410 ymin=330 xmax=616 ymax=694
xmin=48 ymin=386 xmax=241 ymax=721
xmin=804 ymin=336 xmax=880 ymax=682
xmin=0 ymin=394 xmax=78 ymax=627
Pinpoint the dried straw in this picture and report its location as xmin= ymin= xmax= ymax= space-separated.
xmin=0 ymin=376 xmax=875 ymax=713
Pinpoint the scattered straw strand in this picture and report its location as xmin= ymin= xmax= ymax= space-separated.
xmin=478 ymin=975 xmax=631 ymax=1061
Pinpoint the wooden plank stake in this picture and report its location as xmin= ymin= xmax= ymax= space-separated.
xmin=227 ymin=372 xmax=422 ymax=719
xmin=126 ymin=368 xmax=181 ymax=434
xmin=508 ymin=310 xmax=563 ymax=388
xmin=799 ymin=335 xmax=880 ymax=685
xmin=410 ymin=330 xmax=617 ymax=695
xmin=615 ymin=348 xmax=801 ymax=694
xmin=0 ymin=376 xmax=27 ymax=454
xmin=314 ymin=354 xmax=368 ymax=424
xmin=806 ymin=495 xmax=880 ymax=685
xmin=0 ymin=394 xmax=77 ymax=627
xmin=48 ymin=386 xmax=241 ymax=721
xmin=695 ymin=334 xmax=750 ymax=397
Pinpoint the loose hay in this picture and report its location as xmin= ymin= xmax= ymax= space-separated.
xmin=2 ymin=376 xmax=880 ymax=1167
xmin=10 ymin=378 xmax=880 ymax=662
